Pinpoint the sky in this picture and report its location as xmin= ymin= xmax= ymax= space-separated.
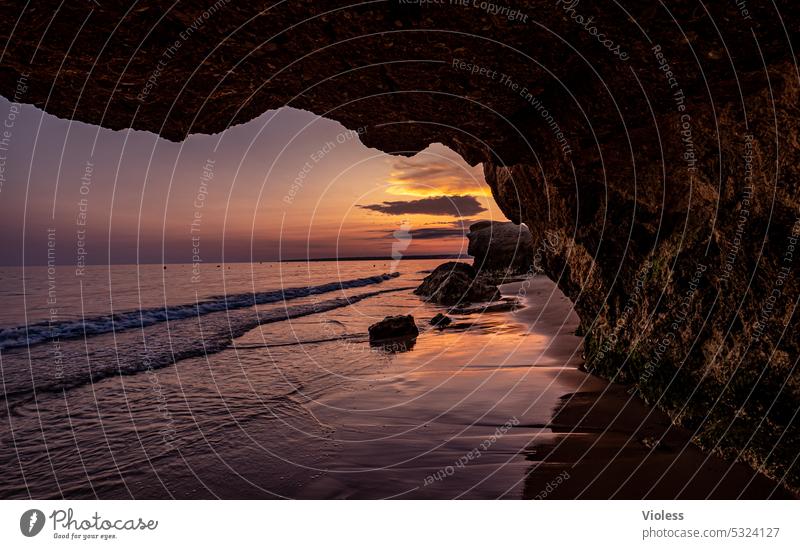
xmin=0 ymin=98 xmax=507 ymax=265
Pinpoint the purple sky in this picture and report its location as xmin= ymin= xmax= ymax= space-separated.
xmin=0 ymin=97 xmax=506 ymax=265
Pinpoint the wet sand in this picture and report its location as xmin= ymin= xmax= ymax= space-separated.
xmin=289 ymin=278 xmax=793 ymax=499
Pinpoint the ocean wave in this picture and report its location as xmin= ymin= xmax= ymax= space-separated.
xmin=0 ymin=272 xmax=399 ymax=351
xmin=1 ymin=284 xmax=413 ymax=402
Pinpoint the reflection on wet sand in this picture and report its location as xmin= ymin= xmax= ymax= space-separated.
xmin=522 ymin=384 xmax=791 ymax=499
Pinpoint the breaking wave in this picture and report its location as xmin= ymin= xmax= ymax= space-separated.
xmin=0 ymin=272 xmax=399 ymax=351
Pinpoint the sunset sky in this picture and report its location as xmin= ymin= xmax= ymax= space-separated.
xmin=0 ymin=98 xmax=507 ymax=265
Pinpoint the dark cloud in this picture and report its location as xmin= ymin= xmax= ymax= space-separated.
xmin=433 ymin=219 xmax=479 ymax=229
xmin=359 ymin=195 xmax=487 ymax=217
xmin=367 ymin=226 xmax=468 ymax=241
xmin=406 ymin=228 xmax=468 ymax=240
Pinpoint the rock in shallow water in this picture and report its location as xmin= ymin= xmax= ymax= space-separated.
xmin=368 ymin=314 xmax=419 ymax=342
xmin=413 ymin=262 xmax=498 ymax=306
xmin=429 ymin=313 xmax=452 ymax=328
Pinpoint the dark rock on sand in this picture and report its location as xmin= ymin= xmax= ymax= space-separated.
xmin=449 ymin=298 xmax=520 ymax=315
xmin=368 ymin=315 xmax=419 ymax=342
xmin=429 ymin=313 xmax=452 ymax=328
xmin=414 ymin=262 xmax=498 ymax=306
xmin=467 ymin=221 xmax=533 ymax=274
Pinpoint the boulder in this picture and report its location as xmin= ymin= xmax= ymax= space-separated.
xmin=429 ymin=313 xmax=452 ymax=327
xmin=368 ymin=314 xmax=419 ymax=342
xmin=414 ymin=262 xmax=498 ymax=306
xmin=467 ymin=221 xmax=533 ymax=274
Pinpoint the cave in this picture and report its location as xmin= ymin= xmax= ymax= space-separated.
xmin=1 ymin=1 xmax=798 ymax=494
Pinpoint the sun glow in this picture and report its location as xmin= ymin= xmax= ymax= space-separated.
xmin=382 ymin=144 xmax=492 ymax=198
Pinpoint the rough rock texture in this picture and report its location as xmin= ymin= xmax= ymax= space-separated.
xmin=429 ymin=313 xmax=452 ymax=328
xmin=414 ymin=262 xmax=498 ymax=305
xmin=467 ymin=220 xmax=533 ymax=274
xmin=368 ymin=315 xmax=418 ymax=342
xmin=2 ymin=2 xmax=798 ymax=490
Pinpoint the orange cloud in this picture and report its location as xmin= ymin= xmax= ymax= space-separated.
xmin=383 ymin=145 xmax=491 ymax=197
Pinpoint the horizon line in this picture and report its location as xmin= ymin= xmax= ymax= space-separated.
xmin=2 ymin=254 xmax=471 ymax=267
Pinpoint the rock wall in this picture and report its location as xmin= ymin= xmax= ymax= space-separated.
xmin=2 ymin=1 xmax=798 ymax=491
